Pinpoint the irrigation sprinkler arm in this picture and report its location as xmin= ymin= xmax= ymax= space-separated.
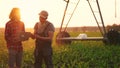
xmin=64 ymin=0 xmax=80 ymax=32
xmin=87 ymin=0 xmax=104 ymax=36
xmin=59 ymin=0 xmax=69 ymax=32
xmin=96 ymin=0 xmax=107 ymax=35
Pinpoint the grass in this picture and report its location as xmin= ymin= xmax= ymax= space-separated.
xmin=0 ymin=31 xmax=120 ymax=68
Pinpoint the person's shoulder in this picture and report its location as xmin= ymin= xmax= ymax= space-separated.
xmin=17 ymin=20 xmax=25 ymax=25
xmin=46 ymin=21 xmax=54 ymax=26
xmin=46 ymin=21 xmax=51 ymax=24
xmin=34 ymin=22 xmax=40 ymax=29
xmin=46 ymin=21 xmax=55 ymax=31
xmin=6 ymin=20 xmax=12 ymax=25
xmin=34 ymin=22 xmax=40 ymax=26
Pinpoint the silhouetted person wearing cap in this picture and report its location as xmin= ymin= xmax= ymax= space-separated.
xmin=33 ymin=10 xmax=55 ymax=68
xmin=5 ymin=7 xmax=25 ymax=68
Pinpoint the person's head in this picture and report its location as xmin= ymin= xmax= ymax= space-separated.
xmin=9 ymin=7 xmax=21 ymax=21
xmin=39 ymin=10 xmax=48 ymax=24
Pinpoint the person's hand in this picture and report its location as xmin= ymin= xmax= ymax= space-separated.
xmin=35 ymin=34 xmax=40 ymax=39
xmin=29 ymin=33 xmax=35 ymax=39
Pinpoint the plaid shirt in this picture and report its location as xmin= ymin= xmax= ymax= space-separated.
xmin=5 ymin=20 xmax=25 ymax=51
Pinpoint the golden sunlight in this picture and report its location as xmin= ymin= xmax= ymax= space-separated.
xmin=0 ymin=0 xmax=120 ymax=28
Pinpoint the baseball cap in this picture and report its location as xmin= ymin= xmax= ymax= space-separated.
xmin=39 ymin=10 xmax=48 ymax=19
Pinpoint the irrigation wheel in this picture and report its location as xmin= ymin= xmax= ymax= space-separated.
xmin=104 ymin=29 xmax=120 ymax=45
xmin=56 ymin=31 xmax=71 ymax=45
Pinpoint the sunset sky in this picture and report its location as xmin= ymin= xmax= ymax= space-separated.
xmin=0 ymin=0 xmax=120 ymax=28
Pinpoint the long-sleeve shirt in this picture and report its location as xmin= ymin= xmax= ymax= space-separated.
xmin=5 ymin=20 xmax=25 ymax=51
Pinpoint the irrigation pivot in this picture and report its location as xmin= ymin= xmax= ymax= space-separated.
xmin=56 ymin=0 xmax=120 ymax=45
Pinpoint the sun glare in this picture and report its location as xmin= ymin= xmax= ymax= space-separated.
xmin=17 ymin=0 xmax=41 ymax=28
xmin=20 ymin=8 xmax=38 ymax=28
xmin=0 ymin=0 xmax=120 ymax=28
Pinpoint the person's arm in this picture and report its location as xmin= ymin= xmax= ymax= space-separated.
xmin=35 ymin=31 xmax=54 ymax=41
xmin=5 ymin=23 xmax=11 ymax=42
xmin=32 ymin=23 xmax=38 ymax=39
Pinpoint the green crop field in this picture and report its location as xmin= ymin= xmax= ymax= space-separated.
xmin=0 ymin=30 xmax=120 ymax=68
